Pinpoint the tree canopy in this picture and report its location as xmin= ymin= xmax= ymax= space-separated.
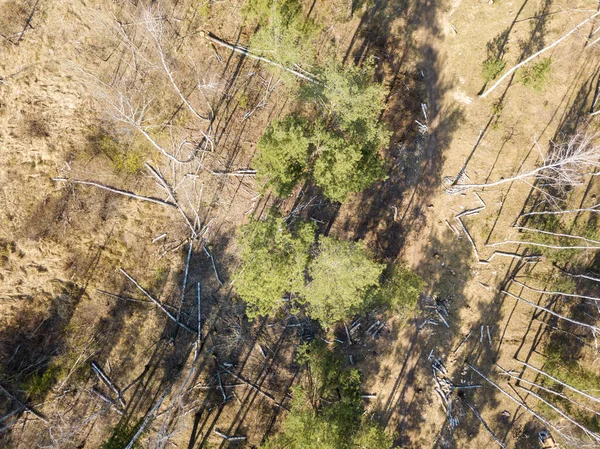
xmin=303 ymin=237 xmax=385 ymax=328
xmin=234 ymin=215 xmax=424 ymax=326
xmin=373 ymin=264 xmax=425 ymax=320
xmin=253 ymin=63 xmax=390 ymax=202
xmin=261 ymin=341 xmax=393 ymax=449
xmin=244 ymin=0 xmax=318 ymax=69
xmin=234 ymin=215 xmax=314 ymax=319
xmin=254 ymin=116 xmax=312 ymax=197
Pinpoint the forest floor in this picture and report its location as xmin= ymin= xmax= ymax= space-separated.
xmin=1 ymin=0 xmax=599 ymax=448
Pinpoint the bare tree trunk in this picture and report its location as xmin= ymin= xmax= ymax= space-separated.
xmin=502 ymin=290 xmax=600 ymax=334
xmin=488 ymin=239 xmax=600 ymax=250
xmin=515 ymin=359 xmax=600 ymax=406
xmin=176 ymin=241 xmax=194 ymax=325
xmin=120 ymin=268 xmax=196 ymax=333
xmin=497 ymin=364 xmax=600 ymax=417
xmin=520 ymin=203 xmax=600 ymax=218
xmin=53 ymin=178 xmax=176 ymax=208
xmin=202 ymin=32 xmax=319 ymax=84
xmin=464 ymin=400 xmax=507 ymax=448
xmin=125 ymin=383 xmax=173 ymax=449
xmin=516 ymin=386 xmax=600 ymax=443
xmin=513 ymin=225 xmax=600 ymax=246
xmin=511 ymin=278 xmax=600 ymax=303
xmin=480 ymin=12 xmax=600 ymax=98
xmin=467 ymin=363 xmax=574 ymax=445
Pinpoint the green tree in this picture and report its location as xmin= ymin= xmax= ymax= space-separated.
xmin=307 ymin=63 xmax=390 ymax=202
xmin=373 ymin=264 xmax=425 ymax=322
xmin=244 ymin=0 xmax=318 ymax=69
xmin=305 ymin=63 xmax=389 ymax=128
xmin=303 ymin=237 xmax=384 ymax=327
xmin=312 ymin=124 xmax=387 ymax=202
xmin=254 ymin=116 xmax=312 ymax=197
xmin=262 ymin=341 xmax=393 ymax=449
xmin=234 ymin=215 xmax=314 ymax=318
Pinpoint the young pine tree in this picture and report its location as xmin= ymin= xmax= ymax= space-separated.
xmin=234 ymin=215 xmax=315 ymax=318
xmin=303 ymin=237 xmax=384 ymax=328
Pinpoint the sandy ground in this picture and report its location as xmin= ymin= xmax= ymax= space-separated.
xmin=1 ymin=0 xmax=600 ymax=447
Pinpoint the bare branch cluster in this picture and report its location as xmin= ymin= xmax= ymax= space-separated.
xmin=446 ymin=132 xmax=600 ymax=196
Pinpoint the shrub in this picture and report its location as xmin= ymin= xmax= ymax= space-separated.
xmin=520 ymin=57 xmax=552 ymax=91
xmin=245 ymin=0 xmax=318 ymax=69
xmin=21 ymin=365 xmax=61 ymax=401
xmin=482 ymin=56 xmax=506 ymax=83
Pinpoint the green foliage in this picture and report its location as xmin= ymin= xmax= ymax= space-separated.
xmin=234 ymin=218 xmax=419 ymax=326
xmin=245 ymin=0 xmax=318 ymax=69
xmin=234 ymin=214 xmax=315 ymax=318
xmin=311 ymin=124 xmax=387 ymax=202
xmin=519 ymin=57 xmax=552 ymax=91
xmin=112 ymin=149 xmax=145 ymax=175
xmin=254 ymin=116 xmax=313 ymax=197
xmin=253 ymin=63 xmax=389 ymax=202
xmin=101 ymin=423 xmax=142 ymax=449
xmin=545 ymin=349 xmax=600 ymax=394
xmin=522 ymin=214 xmax=583 ymax=265
xmin=21 ymin=365 xmax=61 ymax=401
xmin=373 ymin=265 xmax=425 ymax=321
xmin=306 ymin=63 xmax=390 ymax=202
xmin=303 ymin=237 xmax=384 ymax=328
xmin=542 ymin=341 xmax=600 ymax=433
xmin=86 ymin=130 xmax=146 ymax=175
xmin=481 ymin=56 xmax=506 ymax=83
xmin=262 ymin=341 xmax=393 ymax=449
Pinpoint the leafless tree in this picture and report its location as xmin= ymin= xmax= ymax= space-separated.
xmin=447 ymin=132 xmax=600 ymax=196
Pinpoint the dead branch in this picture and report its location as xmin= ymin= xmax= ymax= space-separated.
xmin=91 ymin=362 xmax=125 ymax=408
xmin=90 ymin=388 xmax=124 ymax=415
xmin=145 ymin=162 xmax=196 ymax=235
xmin=447 ymin=132 xmax=600 ymax=195
xmin=97 ymin=85 xmax=196 ymax=164
xmin=563 ymin=270 xmax=600 ymax=284
xmin=196 ymin=282 xmax=202 ymax=345
xmin=214 ymin=429 xmax=247 ymax=441
xmin=53 ymin=178 xmax=176 ymax=208
xmin=119 ymin=268 xmax=196 ymax=333
xmin=0 ymin=384 xmax=47 ymax=424
xmin=221 ymin=367 xmax=289 ymax=411
xmin=453 ymin=330 xmax=472 ymax=355
xmin=145 ymin=10 xmax=210 ymax=123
